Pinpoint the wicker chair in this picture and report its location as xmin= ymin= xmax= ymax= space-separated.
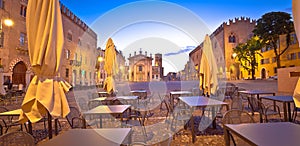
xmin=0 ymin=131 xmax=35 ymax=146
xmin=222 ymin=109 xmax=255 ymax=146
xmin=247 ymin=97 xmax=281 ymax=122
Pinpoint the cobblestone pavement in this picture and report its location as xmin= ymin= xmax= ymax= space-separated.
xmin=3 ymin=80 xmax=296 ymax=145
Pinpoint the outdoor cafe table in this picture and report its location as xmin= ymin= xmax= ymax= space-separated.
xmin=178 ymin=96 xmax=229 ymax=143
xmin=98 ymin=91 xmax=109 ymax=97
xmin=169 ymin=91 xmax=192 ymax=109
xmin=90 ymin=96 xmax=138 ymax=104
xmin=261 ymin=95 xmax=294 ymax=122
xmin=224 ymin=122 xmax=300 ymax=146
xmin=238 ymin=90 xmax=275 ymax=100
xmin=0 ymin=109 xmax=59 ymax=139
xmin=39 ymin=128 xmax=132 ymax=146
xmin=238 ymin=90 xmax=276 ymax=122
xmin=130 ymin=90 xmax=147 ymax=99
xmin=82 ymin=105 xmax=131 ymax=128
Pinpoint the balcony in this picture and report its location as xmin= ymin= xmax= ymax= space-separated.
xmin=69 ymin=60 xmax=81 ymax=66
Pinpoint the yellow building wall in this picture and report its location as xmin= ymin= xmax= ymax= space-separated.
xmin=258 ymin=33 xmax=300 ymax=78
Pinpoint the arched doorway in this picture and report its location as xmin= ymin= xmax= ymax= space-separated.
xmin=12 ymin=61 xmax=27 ymax=86
xmin=261 ymin=68 xmax=266 ymax=79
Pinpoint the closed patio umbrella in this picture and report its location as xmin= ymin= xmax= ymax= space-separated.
xmin=293 ymin=0 xmax=300 ymax=43
xmin=292 ymin=0 xmax=300 ymax=107
xmin=199 ymin=34 xmax=218 ymax=96
xmin=103 ymin=38 xmax=119 ymax=94
xmin=19 ymin=0 xmax=71 ymax=125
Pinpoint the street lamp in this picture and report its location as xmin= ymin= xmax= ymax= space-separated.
xmin=2 ymin=18 xmax=13 ymax=27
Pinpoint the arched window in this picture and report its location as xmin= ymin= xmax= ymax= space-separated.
xmin=229 ymin=33 xmax=236 ymax=43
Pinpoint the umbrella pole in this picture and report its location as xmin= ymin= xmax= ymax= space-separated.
xmin=48 ymin=112 xmax=52 ymax=139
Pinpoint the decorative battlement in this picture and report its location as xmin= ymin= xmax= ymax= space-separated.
xmin=60 ymin=3 xmax=97 ymax=38
xmin=212 ymin=16 xmax=256 ymax=36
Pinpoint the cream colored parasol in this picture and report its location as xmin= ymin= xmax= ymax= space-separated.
xmin=199 ymin=34 xmax=218 ymax=96
xmin=292 ymin=0 xmax=300 ymax=107
xmin=19 ymin=0 xmax=71 ymax=124
xmin=103 ymin=38 xmax=119 ymax=94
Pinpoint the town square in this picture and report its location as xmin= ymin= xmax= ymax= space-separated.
xmin=0 ymin=0 xmax=300 ymax=146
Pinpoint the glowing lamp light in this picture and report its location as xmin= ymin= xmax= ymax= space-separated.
xmin=3 ymin=18 xmax=14 ymax=27
xmin=232 ymin=53 xmax=237 ymax=58
xmin=98 ymin=56 xmax=104 ymax=62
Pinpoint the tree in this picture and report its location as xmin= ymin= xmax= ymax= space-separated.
xmin=233 ymin=36 xmax=263 ymax=80
xmin=253 ymin=11 xmax=294 ymax=69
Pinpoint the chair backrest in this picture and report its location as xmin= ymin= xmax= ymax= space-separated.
xmin=66 ymin=107 xmax=84 ymax=128
xmin=222 ymin=109 xmax=255 ymax=124
xmin=247 ymin=97 xmax=264 ymax=114
xmin=231 ymin=97 xmax=244 ymax=110
xmin=88 ymin=100 xmax=101 ymax=110
xmin=0 ymin=131 xmax=35 ymax=146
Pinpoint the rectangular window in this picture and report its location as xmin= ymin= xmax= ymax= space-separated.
xmin=20 ymin=33 xmax=26 ymax=46
xmin=274 ymin=67 xmax=277 ymax=74
xmin=139 ymin=66 xmax=142 ymax=72
xmin=0 ymin=0 xmax=3 ymax=9
xmin=290 ymin=34 xmax=298 ymax=45
xmin=0 ymin=32 xmax=4 ymax=48
xmin=67 ymin=33 xmax=72 ymax=41
xmin=66 ymin=49 xmax=70 ymax=59
xmin=272 ymin=57 xmax=276 ymax=63
xmin=298 ymin=52 xmax=300 ymax=59
xmin=65 ymin=68 xmax=69 ymax=78
xmin=287 ymin=53 xmax=297 ymax=60
xmin=20 ymin=5 xmax=27 ymax=17
xmin=291 ymin=53 xmax=297 ymax=60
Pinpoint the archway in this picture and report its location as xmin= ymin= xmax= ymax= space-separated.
xmin=261 ymin=68 xmax=266 ymax=79
xmin=12 ymin=61 xmax=27 ymax=86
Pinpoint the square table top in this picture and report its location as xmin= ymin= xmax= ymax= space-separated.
xmin=0 ymin=109 xmax=22 ymax=116
xmin=116 ymin=96 xmax=139 ymax=100
xmin=91 ymin=97 xmax=116 ymax=101
xmin=261 ymin=95 xmax=294 ymax=102
xmin=39 ymin=128 xmax=131 ymax=146
xmin=179 ymin=96 xmax=228 ymax=107
xmin=83 ymin=105 xmax=131 ymax=115
xmin=130 ymin=90 xmax=147 ymax=93
xmin=238 ymin=90 xmax=275 ymax=95
xmin=98 ymin=91 xmax=109 ymax=94
xmin=224 ymin=122 xmax=300 ymax=146
xmin=170 ymin=91 xmax=192 ymax=95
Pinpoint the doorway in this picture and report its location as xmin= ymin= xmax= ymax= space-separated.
xmin=261 ymin=68 xmax=266 ymax=79
xmin=12 ymin=61 xmax=27 ymax=86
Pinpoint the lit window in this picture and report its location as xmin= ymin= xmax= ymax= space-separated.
xmin=66 ymin=49 xmax=70 ymax=59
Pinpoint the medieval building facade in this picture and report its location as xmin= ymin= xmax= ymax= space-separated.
xmin=187 ymin=17 xmax=256 ymax=80
xmin=0 ymin=0 xmax=98 ymax=90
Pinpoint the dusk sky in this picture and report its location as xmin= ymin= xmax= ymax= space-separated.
xmin=60 ymin=0 xmax=292 ymax=74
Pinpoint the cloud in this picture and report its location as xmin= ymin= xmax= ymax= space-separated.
xmin=164 ymin=46 xmax=195 ymax=56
